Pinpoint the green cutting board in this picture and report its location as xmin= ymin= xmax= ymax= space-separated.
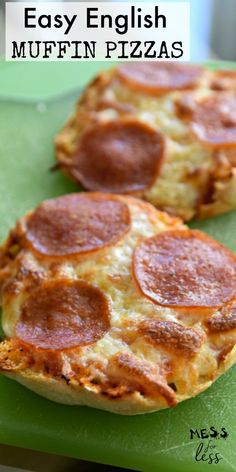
xmin=0 ymin=62 xmax=236 ymax=472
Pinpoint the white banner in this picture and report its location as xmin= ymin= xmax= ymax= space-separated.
xmin=5 ymin=2 xmax=190 ymax=61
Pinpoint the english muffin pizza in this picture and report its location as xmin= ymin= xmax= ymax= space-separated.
xmin=55 ymin=62 xmax=236 ymax=221
xmin=0 ymin=193 xmax=236 ymax=414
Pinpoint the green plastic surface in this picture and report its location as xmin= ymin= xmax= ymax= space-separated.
xmin=0 ymin=61 xmax=115 ymax=101
xmin=0 ymin=62 xmax=236 ymax=472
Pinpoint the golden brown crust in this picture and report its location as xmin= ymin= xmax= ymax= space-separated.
xmin=107 ymin=352 xmax=177 ymax=406
xmin=206 ymin=300 xmax=236 ymax=333
xmin=0 ymin=339 xmax=30 ymax=372
xmin=210 ymin=70 xmax=236 ymax=92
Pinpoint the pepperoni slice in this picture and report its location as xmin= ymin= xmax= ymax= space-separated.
xmin=211 ymin=70 xmax=236 ymax=92
xmin=133 ymin=230 xmax=236 ymax=308
xmin=71 ymin=119 xmax=165 ymax=193
xmin=190 ymin=95 xmax=236 ymax=147
xmin=116 ymin=62 xmax=204 ymax=95
xmin=16 ymin=280 xmax=110 ymax=350
xmin=26 ymin=193 xmax=130 ymax=256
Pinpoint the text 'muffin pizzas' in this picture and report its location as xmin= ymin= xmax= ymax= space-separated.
xmin=56 ymin=62 xmax=236 ymax=221
xmin=0 ymin=193 xmax=236 ymax=414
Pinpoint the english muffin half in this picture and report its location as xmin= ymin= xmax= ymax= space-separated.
xmin=0 ymin=193 xmax=236 ymax=414
xmin=55 ymin=62 xmax=236 ymax=221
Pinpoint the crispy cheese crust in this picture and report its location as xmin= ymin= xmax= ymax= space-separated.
xmin=55 ymin=64 xmax=236 ymax=221
xmin=0 ymin=194 xmax=236 ymax=415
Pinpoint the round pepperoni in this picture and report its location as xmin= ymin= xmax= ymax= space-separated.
xmin=190 ymin=95 xmax=236 ymax=147
xmin=26 ymin=193 xmax=130 ymax=257
xmin=16 ymin=280 xmax=110 ymax=350
xmin=117 ymin=62 xmax=204 ymax=95
xmin=71 ymin=119 xmax=165 ymax=193
xmin=133 ymin=230 xmax=236 ymax=308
